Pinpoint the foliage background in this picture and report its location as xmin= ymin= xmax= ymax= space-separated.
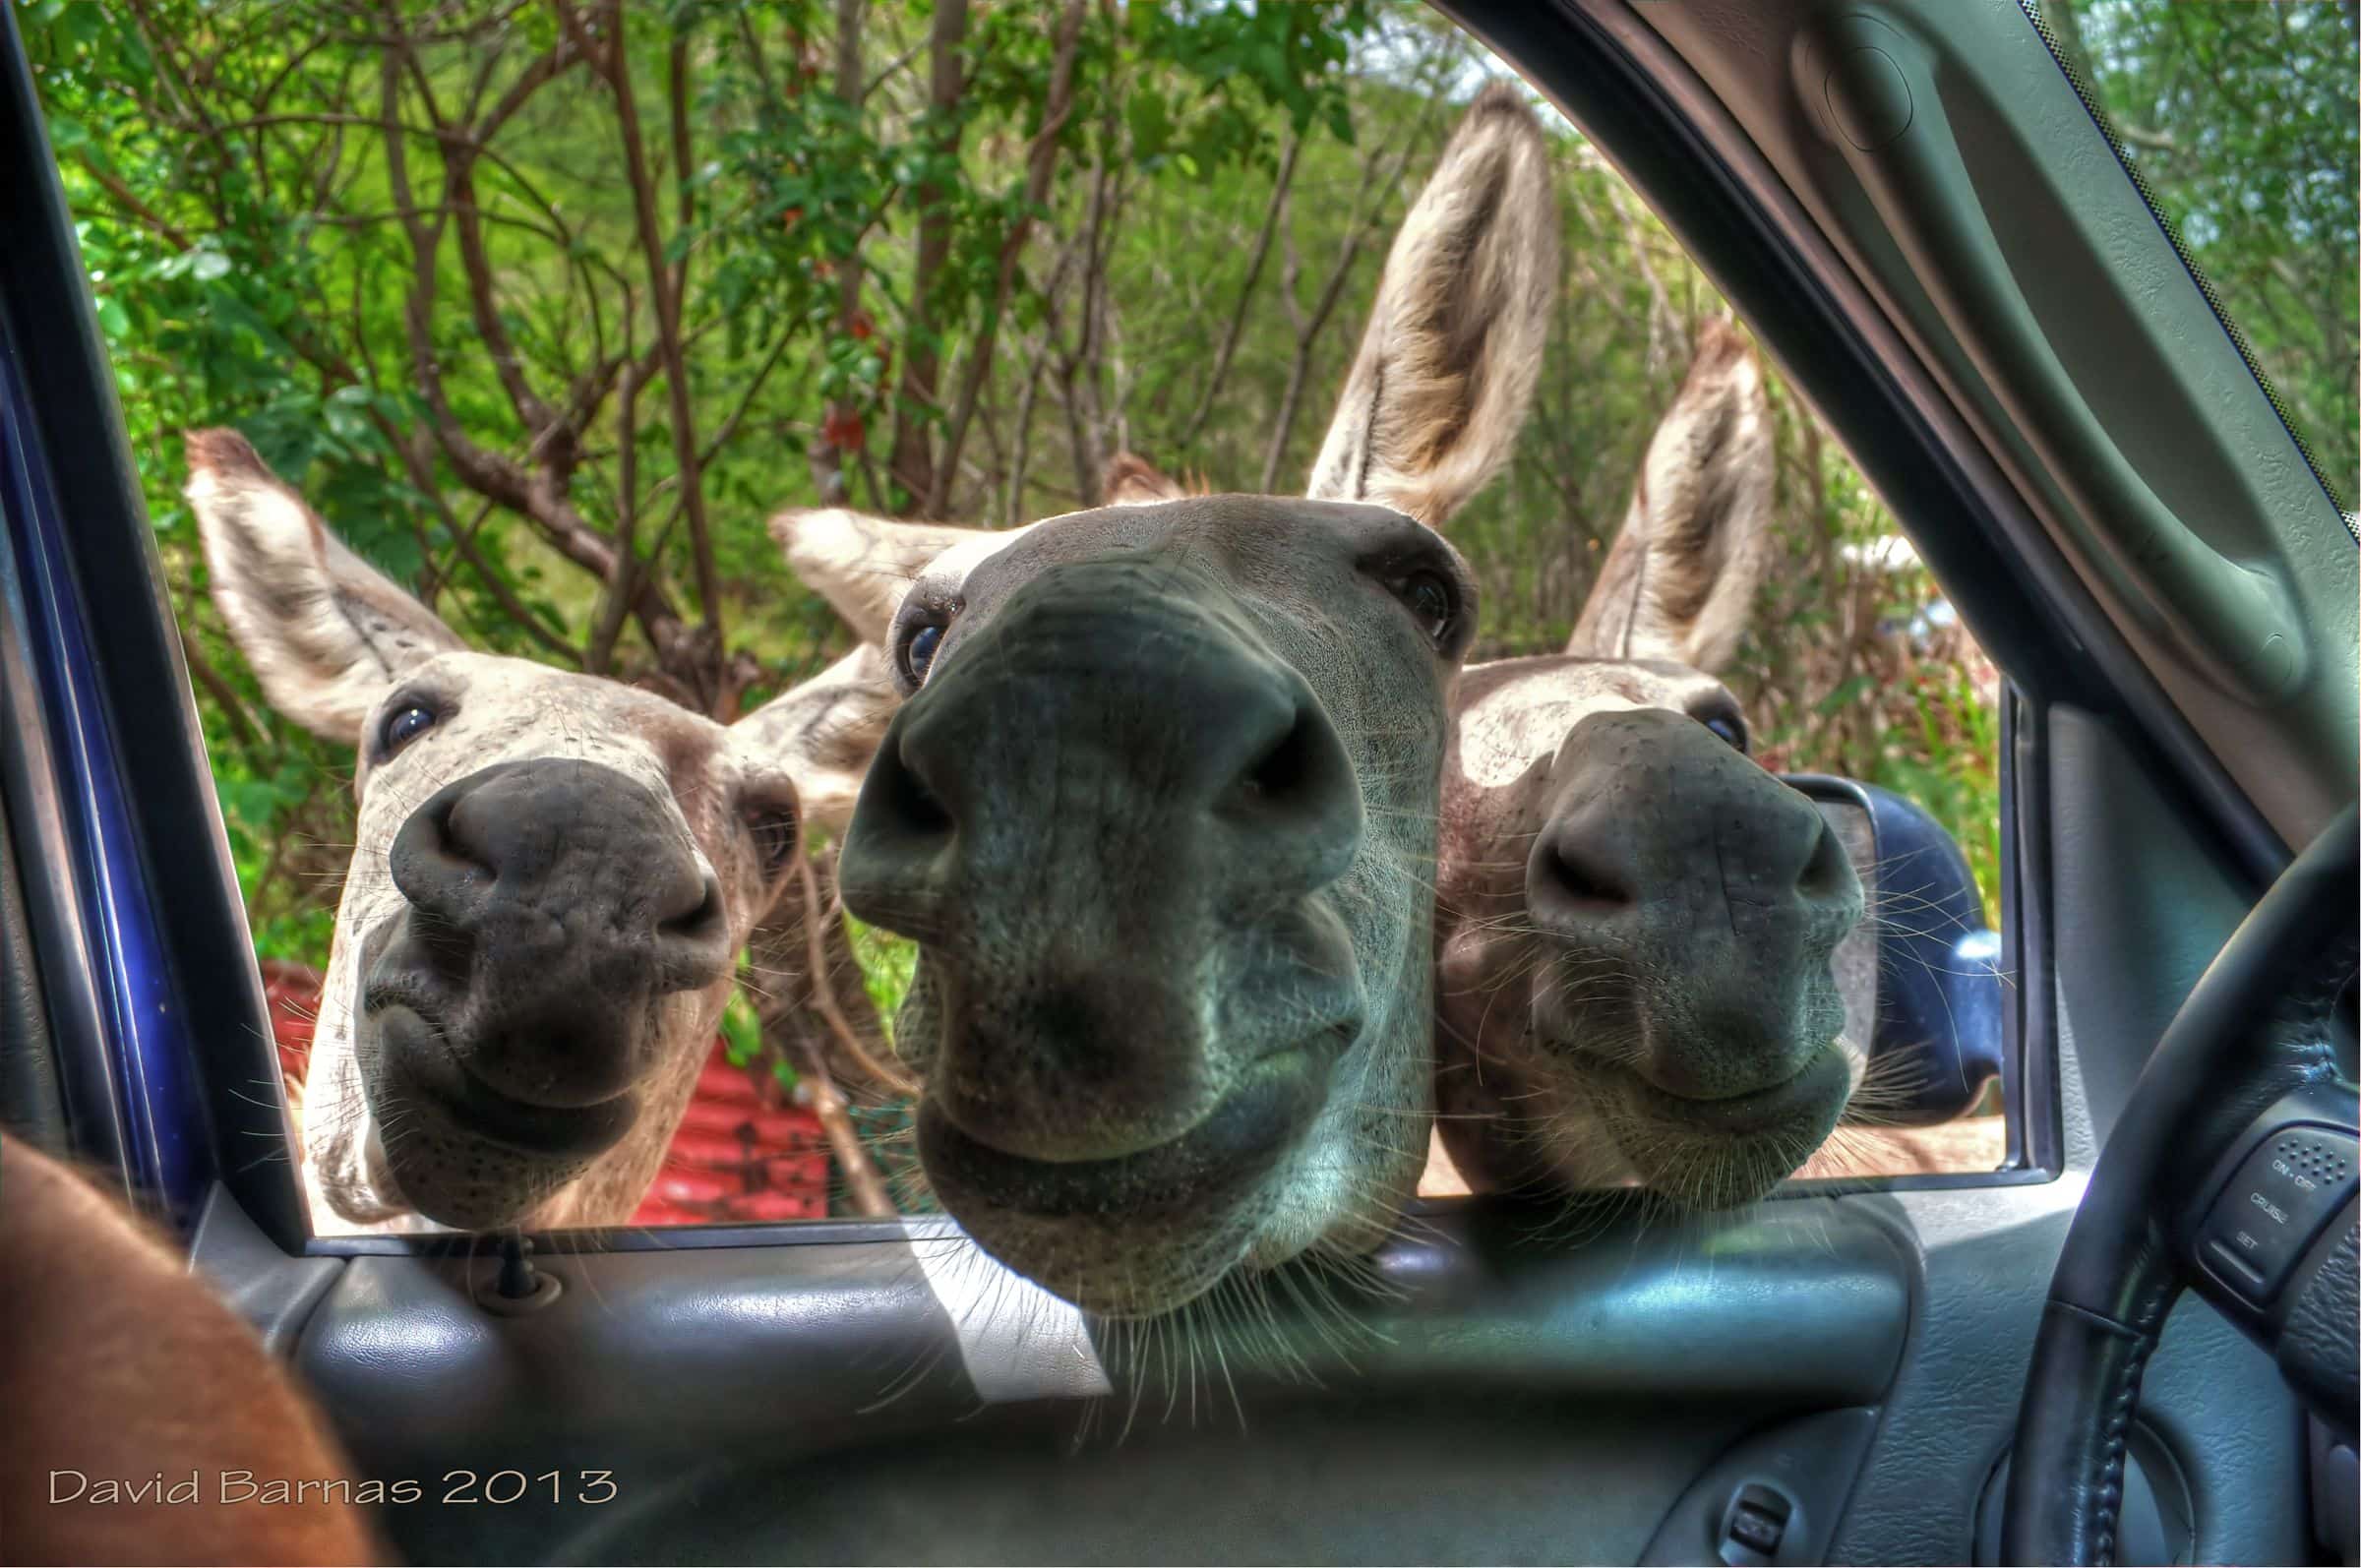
xmin=23 ymin=0 xmax=2356 ymax=984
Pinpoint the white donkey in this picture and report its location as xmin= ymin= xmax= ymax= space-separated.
xmin=189 ymin=430 xmax=891 ymax=1235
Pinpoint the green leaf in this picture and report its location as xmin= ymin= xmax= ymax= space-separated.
xmin=720 ymin=987 xmax=763 ymax=1067
xmin=1813 ymin=675 xmax=1873 ymax=716
xmin=1126 ymin=89 xmax=1173 ymax=160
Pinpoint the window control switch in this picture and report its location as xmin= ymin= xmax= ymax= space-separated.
xmin=1718 ymin=1482 xmax=1793 ymax=1566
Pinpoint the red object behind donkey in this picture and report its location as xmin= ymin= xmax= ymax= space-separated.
xmin=259 ymin=959 xmax=829 ymax=1227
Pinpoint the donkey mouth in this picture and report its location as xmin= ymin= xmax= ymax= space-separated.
xmin=373 ymin=1005 xmax=638 ymax=1161
xmin=1593 ymin=1039 xmax=1853 ymax=1138
xmin=918 ymin=1041 xmax=1342 ymax=1223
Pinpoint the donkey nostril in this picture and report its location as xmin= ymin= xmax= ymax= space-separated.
xmin=1208 ymin=690 xmax=1362 ymax=898
xmin=650 ymin=870 xmax=731 ymax=995
xmin=1541 ymin=835 xmax=1634 ymax=912
xmin=884 ymin=733 xmax=955 ymax=837
xmin=390 ymin=789 xmax=498 ymax=923
xmin=1795 ymin=817 xmax=1852 ymax=902
xmin=658 ymin=872 xmax=727 ymax=942
xmin=1227 ymin=708 xmax=1322 ymax=814
xmin=435 ymin=791 xmax=505 ymax=884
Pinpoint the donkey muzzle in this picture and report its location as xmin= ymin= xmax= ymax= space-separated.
xmin=840 ymin=558 xmax=1367 ymax=1164
xmin=1525 ymin=707 xmax=1862 ymax=1102
xmin=373 ymin=757 xmax=730 ymax=1119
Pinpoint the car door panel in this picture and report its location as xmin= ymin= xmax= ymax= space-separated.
xmin=207 ymin=1197 xmax=1913 ymax=1565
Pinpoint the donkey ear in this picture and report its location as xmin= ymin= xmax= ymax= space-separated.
xmin=1102 ymin=452 xmax=1189 ymax=506
xmin=1565 ymin=319 xmax=1777 ymax=675
xmin=1304 ymin=82 xmax=1560 ymax=529
xmin=770 ymin=507 xmax=995 ymax=647
xmin=185 ymin=429 xmax=464 ymax=743
xmin=729 ymin=643 xmax=901 ymax=838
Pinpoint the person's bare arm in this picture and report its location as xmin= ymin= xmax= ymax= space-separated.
xmin=0 ymin=1133 xmax=385 ymax=1565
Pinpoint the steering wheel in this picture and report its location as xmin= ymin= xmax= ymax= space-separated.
xmin=2002 ymin=804 xmax=2359 ymax=1565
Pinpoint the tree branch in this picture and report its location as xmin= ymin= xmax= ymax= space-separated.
xmin=177 ymin=628 xmax=270 ymax=757
xmin=76 ymin=154 xmax=191 ymax=251
xmin=579 ymin=0 xmax=722 ymax=635
xmin=1257 ymin=100 xmax=1434 ymax=491
xmin=589 ymin=345 xmax=641 ymax=674
xmin=1178 ymin=129 xmax=1299 ymax=450
xmin=427 ymin=489 xmax=587 ymax=667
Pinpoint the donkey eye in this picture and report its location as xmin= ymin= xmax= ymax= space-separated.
xmin=1699 ymin=709 xmax=1750 ymax=754
xmin=380 ymin=702 xmax=440 ymax=756
xmin=748 ymin=805 xmax=801 ymax=878
xmin=901 ymin=620 xmax=944 ymax=686
xmin=1393 ymin=571 xmax=1459 ymax=646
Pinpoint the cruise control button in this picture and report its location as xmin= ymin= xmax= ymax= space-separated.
xmin=2200 ymin=1127 xmax=2358 ymax=1302
xmin=2204 ymin=1236 xmax=2269 ymax=1296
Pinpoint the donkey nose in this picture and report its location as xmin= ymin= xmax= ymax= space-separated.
xmin=1529 ymin=708 xmax=1852 ymax=931
xmin=386 ymin=758 xmax=731 ymax=1107
xmin=844 ymin=561 xmax=1363 ymax=928
xmin=1528 ymin=707 xmax=1863 ymax=1097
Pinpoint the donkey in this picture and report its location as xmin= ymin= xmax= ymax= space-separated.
xmin=189 ymin=429 xmax=849 ymax=1236
xmin=768 ymin=89 xmax=1555 ymax=1317
xmin=772 ymin=84 xmax=1948 ymax=1214
xmin=1423 ymin=323 xmax=1868 ymax=1209
xmin=1048 ymin=329 xmax=1875 ymax=1213
xmin=831 ymin=489 xmax=1476 ymax=1320
xmin=1427 ymin=329 xmax=2010 ymax=1201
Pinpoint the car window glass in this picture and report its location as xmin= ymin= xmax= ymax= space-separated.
xmin=29 ymin=0 xmax=2013 ymax=1238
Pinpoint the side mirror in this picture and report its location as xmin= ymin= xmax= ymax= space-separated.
xmin=1780 ymin=773 xmax=2004 ymax=1125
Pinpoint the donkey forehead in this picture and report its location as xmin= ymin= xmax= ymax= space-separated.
xmin=905 ymin=520 xmax=1038 ymax=611
xmin=356 ymin=651 xmax=731 ymax=800
xmin=952 ymin=495 xmax=1444 ymax=618
xmin=1454 ymin=656 xmax=1727 ymax=790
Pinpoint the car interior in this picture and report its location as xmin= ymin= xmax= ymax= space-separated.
xmin=0 ymin=1 xmax=2353 ymax=1564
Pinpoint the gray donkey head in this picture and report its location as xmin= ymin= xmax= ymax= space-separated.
xmin=1427 ymin=323 xmax=1869 ymax=1210
xmin=191 ymin=432 xmax=818 ymax=1234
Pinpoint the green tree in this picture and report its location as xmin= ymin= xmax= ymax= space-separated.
xmin=2044 ymin=0 xmax=2360 ymax=511
xmin=27 ymin=0 xmax=2350 ymax=986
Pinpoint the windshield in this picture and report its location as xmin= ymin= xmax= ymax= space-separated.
xmin=2031 ymin=0 xmax=2360 ymax=519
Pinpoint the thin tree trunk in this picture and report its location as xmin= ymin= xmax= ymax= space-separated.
xmin=810 ymin=0 xmax=870 ymax=508
xmin=1059 ymin=140 xmax=1120 ymax=506
xmin=1255 ymin=104 xmax=1433 ymax=491
xmin=923 ymin=0 xmax=1087 ymax=519
xmin=589 ymin=350 xmax=641 ymax=673
xmin=885 ymin=0 xmax=970 ymax=513
xmin=597 ymin=3 xmax=721 ymax=647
